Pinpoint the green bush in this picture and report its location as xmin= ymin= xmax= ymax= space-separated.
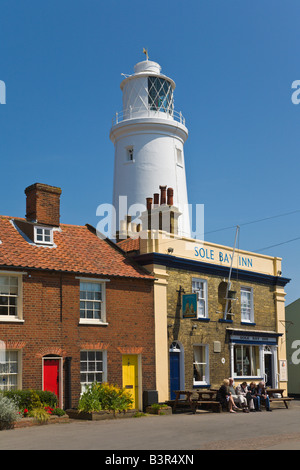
xmin=2 ymin=389 xmax=58 ymax=410
xmin=151 ymin=403 xmax=168 ymax=410
xmin=0 ymin=395 xmax=21 ymax=430
xmin=51 ymin=407 xmax=66 ymax=416
xmin=78 ymin=382 xmax=134 ymax=413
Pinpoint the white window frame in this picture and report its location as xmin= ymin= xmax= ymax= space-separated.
xmin=232 ymin=344 xmax=261 ymax=379
xmin=240 ymin=286 xmax=254 ymax=323
xmin=175 ymin=147 xmax=183 ymax=167
xmin=192 ymin=278 xmax=208 ymax=318
xmin=77 ymin=278 xmax=109 ymax=325
xmin=193 ymin=344 xmax=209 ymax=386
xmin=0 ymin=349 xmax=22 ymax=391
xmin=0 ymin=272 xmax=24 ymax=323
xmin=80 ymin=349 xmax=107 ymax=394
xmin=34 ymin=226 xmax=54 ymax=245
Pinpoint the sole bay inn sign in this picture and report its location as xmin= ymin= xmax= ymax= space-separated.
xmin=194 ymin=246 xmax=253 ymax=268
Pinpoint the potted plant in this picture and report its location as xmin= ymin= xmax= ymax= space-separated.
xmin=67 ymin=382 xmax=135 ymax=421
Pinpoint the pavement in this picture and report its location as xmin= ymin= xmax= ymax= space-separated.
xmin=0 ymin=400 xmax=300 ymax=451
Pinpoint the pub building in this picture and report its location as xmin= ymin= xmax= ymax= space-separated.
xmin=118 ymin=186 xmax=290 ymax=403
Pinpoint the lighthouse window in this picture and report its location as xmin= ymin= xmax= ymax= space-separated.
xmin=148 ymin=77 xmax=173 ymax=114
xmin=126 ymin=147 xmax=134 ymax=162
xmin=176 ymin=148 xmax=183 ymax=166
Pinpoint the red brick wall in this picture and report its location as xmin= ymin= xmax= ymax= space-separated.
xmin=0 ymin=271 xmax=155 ymax=408
xmin=25 ymin=183 xmax=61 ymax=226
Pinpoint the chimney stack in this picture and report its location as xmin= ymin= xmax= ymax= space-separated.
xmin=25 ymin=183 xmax=62 ymax=227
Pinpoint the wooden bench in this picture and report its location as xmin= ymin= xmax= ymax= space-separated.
xmin=193 ymin=400 xmax=222 ymax=413
xmin=166 ymin=399 xmax=197 ymax=413
xmin=192 ymin=389 xmax=222 ymax=413
xmin=266 ymin=388 xmax=294 ymax=409
xmin=169 ymin=389 xmax=232 ymax=414
xmin=170 ymin=391 xmax=197 ymax=413
xmin=269 ymin=397 xmax=294 ymax=409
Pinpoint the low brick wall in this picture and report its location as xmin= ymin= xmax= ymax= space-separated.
xmin=14 ymin=415 xmax=69 ymax=429
xmin=66 ymin=409 xmax=137 ymax=421
xmin=145 ymin=406 xmax=172 ymax=415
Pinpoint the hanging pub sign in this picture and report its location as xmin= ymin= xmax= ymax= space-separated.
xmin=182 ymin=294 xmax=197 ymax=318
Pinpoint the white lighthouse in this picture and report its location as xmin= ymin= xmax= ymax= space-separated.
xmin=110 ymin=55 xmax=190 ymax=238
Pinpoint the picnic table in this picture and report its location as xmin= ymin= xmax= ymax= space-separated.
xmin=171 ymin=389 xmax=221 ymax=414
xmin=266 ymin=388 xmax=294 ymax=409
xmin=172 ymin=390 xmax=196 ymax=413
xmin=194 ymin=389 xmax=222 ymax=412
xmin=196 ymin=390 xmax=217 ymax=400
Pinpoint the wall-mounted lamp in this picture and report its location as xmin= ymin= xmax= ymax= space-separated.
xmin=167 ymin=247 xmax=174 ymax=254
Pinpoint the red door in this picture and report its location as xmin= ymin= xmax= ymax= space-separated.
xmin=43 ymin=359 xmax=60 ymax=398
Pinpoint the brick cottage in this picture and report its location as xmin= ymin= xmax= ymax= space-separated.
xmin=0 ymin=183 xmax=155 ymax=410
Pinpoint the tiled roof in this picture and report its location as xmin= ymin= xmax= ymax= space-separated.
xmin=0 ymin=216 xmax=152 ymax=279
xmin=117 ymin=237 xmax=140 ymax=253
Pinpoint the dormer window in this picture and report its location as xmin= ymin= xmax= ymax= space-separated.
xmin=34 ymin=226 xmax=53 ymax=245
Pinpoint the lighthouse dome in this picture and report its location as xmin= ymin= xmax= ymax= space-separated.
xmin=134 ymin=60 xmax=161 ymax=75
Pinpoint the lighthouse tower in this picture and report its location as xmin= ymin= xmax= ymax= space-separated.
xmin=110 ymin=56 xmax=190 ymax=238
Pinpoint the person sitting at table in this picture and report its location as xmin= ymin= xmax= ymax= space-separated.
xmin=256 ymin=381 xmax=272 ymax=411
xmin=228 ymin=378 xmax=249 ymax=412
xmin=247 ymin=382 xmax=260 ymax=411
xmin=217 ymin=379 xmax=239 ymax=413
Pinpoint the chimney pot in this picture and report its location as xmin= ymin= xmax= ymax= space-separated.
xmin=153 ymin=193 xmax=160 ymax=206
xmin=167 ymin=187 xmax=174 ymax=206
xmin=146 ymin=197 xmax=153 ymax=211
xmin=159 ymin=185 xmax=167 ymax=205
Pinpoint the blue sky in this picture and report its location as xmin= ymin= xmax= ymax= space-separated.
xmin=0 ymin=0 xmax=299 ymax=304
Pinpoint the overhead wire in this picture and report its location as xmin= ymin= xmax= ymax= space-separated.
xmin=203 ymin=208 xmax=300 ymax=254
xmin=203 ymin=209 xmax=300 ymax=236
xmin=255 ymin=236 xmax=300 ymax=253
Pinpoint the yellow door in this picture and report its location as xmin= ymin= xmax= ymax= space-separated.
xmin=122 ymin=355 xmax=139 ymax=409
